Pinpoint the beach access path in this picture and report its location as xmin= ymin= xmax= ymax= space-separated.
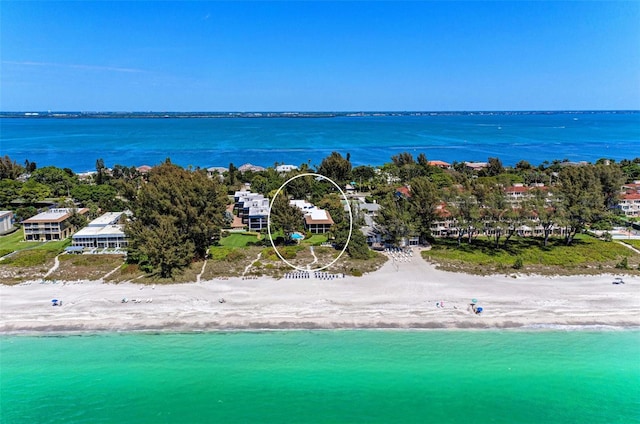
xmin=1 ymin=257 xmax=639 ymax=333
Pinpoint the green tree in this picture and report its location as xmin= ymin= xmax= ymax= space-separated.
xmin=269 ymin=190 xmax=305 ymax=240
xmin=334 ymin=224 xmax=370 ymax=259
xmin=316 ymin=193 xmax=345 ymax=226
xmin=0 ymin=156 xmax=25 ymax=180
xmin=620 ymin=158 xmax=640 ymax=181
xmin=375 ymin=193 xmax=415 ymax=246
xmin=408 ymin=176 xmax=439 ymax=241
xmin=30 ymin=166 xmax=77 ymax=197
xmin=558 ymin=165 xmax=604 ymax=245
xmin=482 ymin=186 xmax=509 ymax=248
xmin=95 ymin=158 xmax=107 ymax=185
xmin=484 ymin=157 xmax=504 ymax=177
xmin=391 ymin=152 xmax=421 ymax=182
xmin=126 ymin=161 xmax=227 ymax=278
xmin=317 ymin=152 xmax=352 ymax=185
xmin=19 ymin=180 xmax=52 ymax=203
xmin=15 ymin=206 xmax=37 ymax=221
xmin=0 ymin=179 xmax=23 ymax=207
xmin=71 ymin=184 xmax=117 ymax=205
xmin=593 ymin=163 xmax=624 ymax=210
xmin=448 ymin=192 xmax=480 ymax=247
xmin=527 ymin=187 xmax=560 ymax=247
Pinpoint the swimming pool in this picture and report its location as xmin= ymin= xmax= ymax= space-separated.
xmin=291 ymin=232 xmax=305 ymax=240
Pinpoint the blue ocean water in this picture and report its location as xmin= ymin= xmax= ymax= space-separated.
xmin=1 ymin=112 xmax=639 ymax=173
xmin=1 ymin=330 xmax=639 ymax=424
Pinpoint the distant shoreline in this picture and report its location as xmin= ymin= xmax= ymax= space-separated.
xmin=1 ymin=110 xmax=639 ymax=119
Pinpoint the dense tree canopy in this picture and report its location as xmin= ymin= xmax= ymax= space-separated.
xmin=126 ymin=161 xmax=227 ymax=278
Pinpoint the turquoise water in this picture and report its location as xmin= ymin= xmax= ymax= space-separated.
xmin=1 ymin=330 xmax=639 ymax=423
xmin=1 ymin=112 xmax=639 ymax=172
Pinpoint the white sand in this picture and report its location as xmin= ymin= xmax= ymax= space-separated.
xmin=1 ymin=256 xmax=639 ymax=333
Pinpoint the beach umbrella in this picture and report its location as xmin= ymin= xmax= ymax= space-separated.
xmin=471 ymin=298 xmax=478 ymax=304
xmin=51 ymin=299 xmax=58 ymax=303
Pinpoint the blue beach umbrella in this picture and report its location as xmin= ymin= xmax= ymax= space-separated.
xmin=51 ymin=299 xmax=58 ymax=303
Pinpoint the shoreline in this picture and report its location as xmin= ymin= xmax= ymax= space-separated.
xmin=2 ymin=257 xmax=639 ymax=335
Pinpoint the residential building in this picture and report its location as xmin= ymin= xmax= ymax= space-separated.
xmin=238 ymin=163 xmax=266 ymax=173
xmin=0 ymin=211 xmax=14 ymax=233
xmin=619 ymin=193 xmax=640 ymax=217
xmin=290 ymin=199 xmax=334 ymax=233
xmin=276 ymin=164 xmax=298 ymax=173
xmin=428 ymin=160 xmax=452 ymax=169
xmin=465 ymin=162 xmax=489 ymax=171
xmin=395 ymin=185 xmax=412 ymax=198
xmin=207 ymin=166 xmax=227 ymax=179
xmin=22 ymin=208 xmax=89 ymax=241
xmin=247 ymin=204 xmax=270 ymax=231
xmin=72 ymin=212 xmax=128 ymax=249
xmin=504 ymin=184 xmax=550 ymax=206
xmin=304 ymin=209 xmax=334 ymax=234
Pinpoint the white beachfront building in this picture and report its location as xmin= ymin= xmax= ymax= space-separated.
xmin=619 ymin=193 xmax=640 ymax=217
xmin=0 ymin=211 xmax=14 ymax=233
xmin=72 ymin=212 xmax=128 ymax=249
xmin=289 ymin=200 xmax=334 ymax=234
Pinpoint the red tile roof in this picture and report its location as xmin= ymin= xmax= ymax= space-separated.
xmin=396 ymin=186 xmax=412 ymax=197
xmin=428 ymin=160 xmax=451 ymax=168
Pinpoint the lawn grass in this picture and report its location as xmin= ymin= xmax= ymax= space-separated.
xmin=302 ymin=234 xmax=328 ymax=245
xmin=423 ymin=234 xmax=639 ymax=275
xmin=621 ymin=239 xmax=640 ymax=250
xmin=219 ymin=232 xmax=261 ymax=248
xmin=0 ymin=231 xmax=33 ymax=253
xmin=0 ymin=230 xmax=71 ymax=255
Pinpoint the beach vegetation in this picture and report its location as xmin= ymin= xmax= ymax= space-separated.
xmin=1 ymin=249 xmax=58 ymax=267
xmin=615 ymin=257 xmax=629 ymax=270
xmin=126 ymin=160 xmax=227 ymax=278
xmin=423 ymin=235 xmax=636 ymax=275
xmin=0 ymin=151 xmax=638 ymax=280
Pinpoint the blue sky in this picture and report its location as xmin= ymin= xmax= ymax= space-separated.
xmin=1 ymin=1 xmax=639 ymax=111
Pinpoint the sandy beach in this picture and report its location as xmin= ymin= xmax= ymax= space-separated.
xmin=1 ymin=256 xmax=639 ymax=334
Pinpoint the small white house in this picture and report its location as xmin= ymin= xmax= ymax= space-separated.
xmin=276 ymin=164 xmax=298 ymax=173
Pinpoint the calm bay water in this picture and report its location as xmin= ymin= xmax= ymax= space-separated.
xmin=1 ymin=112 xmax=639 ymax=172
xmin=1 ymin=330 xmax=639 ymax=424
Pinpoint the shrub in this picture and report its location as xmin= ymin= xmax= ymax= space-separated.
xmin=512 ymin=257 xmax=524 ymax=270
xmin=226 ymin=250 xmax=245 ymax=262
xmin=350 ymin=268 xmax=363 ymax=277
xmin=615 ymin=257 xmax=629 ymax=270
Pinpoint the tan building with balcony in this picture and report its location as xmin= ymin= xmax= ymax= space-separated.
xmin=22 ymin=208 xmax=89 ymax=241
